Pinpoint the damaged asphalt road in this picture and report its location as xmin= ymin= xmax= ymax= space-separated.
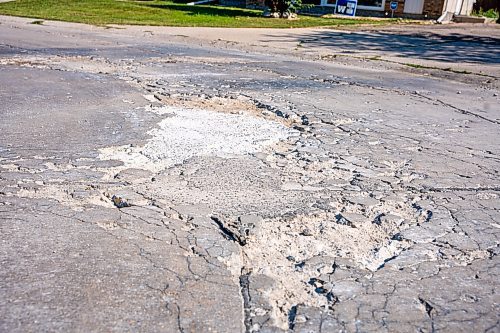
xmin=0 ymin=16 xmax=499 ymax=332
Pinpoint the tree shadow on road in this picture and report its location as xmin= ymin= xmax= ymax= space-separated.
xmin=263 ymin=30 xmax=500 ymax=64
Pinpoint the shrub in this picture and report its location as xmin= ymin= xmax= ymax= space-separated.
xmin=471 ymin=8 xmax=499 ymax=19
xmin=265 ymin=0 xmax=311 ymax=18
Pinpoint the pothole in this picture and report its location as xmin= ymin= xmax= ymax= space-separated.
xmin=233 ymin=195 xmax=432 ymax=329
xmin=99 ymin=104 xmax=296 ymax=172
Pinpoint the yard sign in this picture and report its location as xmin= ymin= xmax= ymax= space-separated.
xmin=390 ymin=1 xmax=398 ymax=17
xmin=335 ymin=0 xmax=358 ymax=16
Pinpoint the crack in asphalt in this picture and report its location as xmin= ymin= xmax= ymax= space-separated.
xmin=1 ymin=20 xmax=499 ymax=332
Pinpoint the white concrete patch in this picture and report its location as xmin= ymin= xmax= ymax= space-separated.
xmin=100 ymin=105 xmax=294 ymax=172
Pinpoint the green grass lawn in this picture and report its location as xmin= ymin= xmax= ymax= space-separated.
xmin=0 ymin=0 xmax=400 ymax=28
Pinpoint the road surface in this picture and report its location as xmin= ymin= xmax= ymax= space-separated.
xmin=1 ymin=16 xmax=499 ymax=332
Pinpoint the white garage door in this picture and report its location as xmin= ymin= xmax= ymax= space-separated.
xmin=404 ymin=0 xmax=424 ymax=14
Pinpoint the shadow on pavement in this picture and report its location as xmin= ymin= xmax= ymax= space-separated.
xmin=143 ymin=3 xmax=262 ymax=17
xmin=263 ymin=30 xmax=500 ymax=64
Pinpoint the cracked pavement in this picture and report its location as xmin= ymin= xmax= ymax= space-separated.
xmin=0 ymin=16 xmax=499 ymax=332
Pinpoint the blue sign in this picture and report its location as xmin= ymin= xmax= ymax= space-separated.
xmin=336 ymin=0 xmax=358 ymax=17
xmin=390 ymin=1 xmax=398 ymax=10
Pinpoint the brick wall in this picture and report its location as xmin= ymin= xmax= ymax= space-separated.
xmin=383 ymin=0 xmax=445 ymax=18
xmin=422 ymin=0 xmax=446 ymax=17
xmin=384 ymin=0 xmax=405 ymax=14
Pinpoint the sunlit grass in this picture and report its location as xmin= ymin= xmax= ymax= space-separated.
xmin=0 ymin=0 xmax=401 ymax=28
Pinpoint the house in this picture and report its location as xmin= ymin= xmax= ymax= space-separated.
xmin=224 ymin=0 xmax=476 ymax=19
xmin=377 ymin=0 xmax=477 ymax=18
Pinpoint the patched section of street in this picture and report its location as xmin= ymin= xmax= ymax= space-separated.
xmin=99 ymin=104 xmax=295 ymax=172
xmin=1 ymin=16 xmax=499 ymax=333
